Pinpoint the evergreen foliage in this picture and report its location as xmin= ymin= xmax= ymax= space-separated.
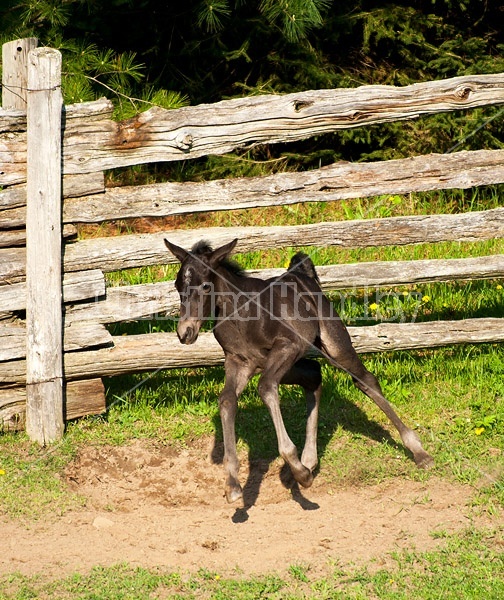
xmin=1 ymin=0 xmax=502 ymax=168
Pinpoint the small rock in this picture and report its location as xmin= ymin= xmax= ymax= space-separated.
xmin=92 ymin=516 xmax=115 ymax=530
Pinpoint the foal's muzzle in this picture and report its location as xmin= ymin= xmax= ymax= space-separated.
xmin=177 ymin=319 xmax=201 ymax=345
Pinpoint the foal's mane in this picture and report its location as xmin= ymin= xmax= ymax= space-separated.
xmin=190 ymin=241 xmax=246 ymax=276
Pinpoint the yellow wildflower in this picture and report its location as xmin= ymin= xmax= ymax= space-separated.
xmin=474 ymin=426 xmax=485 ymax=436
xmin=422 ymin=295 xmax=431 ymax=303
xmin=369 ymin=302 xmax=379 ymax=311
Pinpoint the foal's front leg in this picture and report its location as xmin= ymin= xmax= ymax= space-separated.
xmin=259 ymin=343 xmax=314 ymax=488
xmin=219 ymin=355 xmax=255 ymax=503
xmin=281 ymin=359 xmax=322 ymax=473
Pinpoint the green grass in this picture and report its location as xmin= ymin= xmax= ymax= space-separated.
xmin=1 ymin=529 xmax=502 ymax=599
xmin=1 ymin=343 xmax=502 ymax=519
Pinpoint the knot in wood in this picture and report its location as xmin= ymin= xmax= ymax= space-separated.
xmin=293 ymin=99 xmax=314 ymax=112
xmin=114 ymin=116 xmax=147 ymax=150
xmin=349 ymin=110 xmax=365 ymax=121
xmin=454 ymin=85 xmax=473 ymax=101
xmin=175 ymin=131 xmax=194 ymax=152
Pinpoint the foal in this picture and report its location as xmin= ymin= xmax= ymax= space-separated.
xmin=165 ymin=238 xmax=433 ymax=503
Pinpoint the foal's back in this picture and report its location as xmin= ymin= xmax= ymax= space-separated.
xmin=213 ymin=254 xmax=324 ymax=367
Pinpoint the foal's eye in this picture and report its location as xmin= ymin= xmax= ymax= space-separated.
xmin=201 ymin=282 xmax=212 ymax=293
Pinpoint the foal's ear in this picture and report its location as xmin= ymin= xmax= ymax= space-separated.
xmin=210 ymin=238 xmax=239 ymax=267
xmin=164 ymin=239 xmax=189 ymax=263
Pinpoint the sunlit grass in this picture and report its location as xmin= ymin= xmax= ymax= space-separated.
xmin=3 ymin=339 xmax=501 ymax=522
xmin=1 ymin=528 xmax=502 ymax=599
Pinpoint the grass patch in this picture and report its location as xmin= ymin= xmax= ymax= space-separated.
xmin=1 ymin=529 xmax=502 ymax=599
xmin=317 ymin=345 xmax=504 ymax=501
xmin=1 ymin=344 xmax=502 ymax=519
xmin=0 ymin=433 xmax=86 ymax=519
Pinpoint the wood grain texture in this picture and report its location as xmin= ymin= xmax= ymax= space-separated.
xmin=1 ymin=38 xmax=38 ymax=110
xmin=0 ymin=378 xmax=106 ymax=432
xmin=25 ymin=47 xmax=64 ymax=444
xmin=0 ymin=173 xmax=105 ymax=228
xmin=0 ymin=225 xmax=77 ymax=248
xmin=2 ymin=74 xmax=504 ymax=185
xmin=2 ymin=208 xmax=502 ymax=282
xmin=62 ymin=149 xmax=504 ymax=223
xmin=0 ymin=269 xmax=105 ymax=313
xmin=61 ymin=208 xmax=504 ymax=274
xmin=1 ymin=317 xmax=504 ymax=384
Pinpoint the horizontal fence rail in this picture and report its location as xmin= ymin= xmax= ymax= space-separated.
xmin=2 ymin=74 xmax=504 ymax=184
xmin=2 ymin=319 xmax=504 ymax=386
xmin=2 ymin=208 xmax=503 ymax=283
xmin=1 ymin=149 xmax=503 ymax=227
xmin=64 ymin=254 xmax=504 ymax=325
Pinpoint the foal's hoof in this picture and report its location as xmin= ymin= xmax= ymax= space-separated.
xmin=414 ymin=451 xmax=434 ymax=469
xmin=295 ymin=466 xmax=314 ymax=489
xmin=225 ymin=484 xmax=243 ymax=504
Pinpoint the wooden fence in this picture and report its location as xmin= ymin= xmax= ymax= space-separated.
xmin=1 ymin=38 xmax=504 ymax=442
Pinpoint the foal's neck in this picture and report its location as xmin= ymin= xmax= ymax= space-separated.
xmin=214 ymin=265 xmax=247 ymax=293
xmin=214 ymin=264 xmax=268 ymax=299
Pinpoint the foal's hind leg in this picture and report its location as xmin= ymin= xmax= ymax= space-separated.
xmin=350 ymin=364 xmax=433 ymax=467
xmin=319 ymin=315 xmax=433 ymax=468
xmin=281 ymin=359 xmax=322 ymax=472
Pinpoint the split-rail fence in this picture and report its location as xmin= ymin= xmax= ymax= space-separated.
xmin=1 ymin=38 xmax=504 ymax=443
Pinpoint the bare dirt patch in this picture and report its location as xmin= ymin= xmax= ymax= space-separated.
xmin=1 ymin=438 xmax=499 ymax=579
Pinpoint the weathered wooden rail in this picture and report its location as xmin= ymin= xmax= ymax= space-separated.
xmin=2 ymin=73 xmax=504 ymax=184
xmin=1 ymin=38 xmax=503 ymax=439
xmin=2 ymin=319 xmax=504 ymax=385
xmin=2 ymin=209 xmax=503 ymax=282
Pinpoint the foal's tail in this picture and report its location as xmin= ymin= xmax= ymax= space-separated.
xmin=287 ymin=252 xmax=320 ymax=283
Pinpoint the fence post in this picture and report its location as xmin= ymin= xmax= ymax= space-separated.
xmin=1 ymin=38 xmax=38 ymax=109
xmin=25 ymin=47 xmax=64 ymax=444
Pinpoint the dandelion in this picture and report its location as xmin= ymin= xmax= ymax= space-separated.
xmin=0 ymin=469 xmax=5 ymax=476
xmin=401 ymin=291 xmax=409 ymax=297
xmin=369 ymin=302 xmax=379 ymax=311
xmin=474 ymin=426 xmax=485 ymax=436
xmin=497 ymin=284 xmax=503 ymax=290
xmin=422 ymin=295 xmax=431 ymax=303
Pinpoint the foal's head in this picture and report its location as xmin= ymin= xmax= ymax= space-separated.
xmin=165 ymin=238 xmax=238 ymax=344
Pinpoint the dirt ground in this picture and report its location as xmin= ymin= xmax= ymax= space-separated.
xmin=1 ymin=437 xmax=500 ymax=579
